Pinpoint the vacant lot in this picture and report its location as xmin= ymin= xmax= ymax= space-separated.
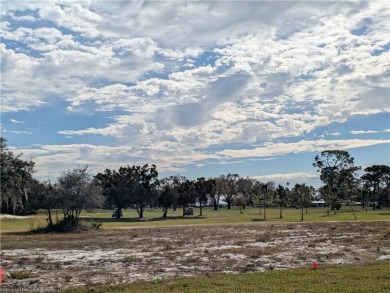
xmin=1 ymin=221 xmax=389 ymax=292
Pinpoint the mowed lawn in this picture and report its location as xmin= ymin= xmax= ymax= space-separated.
xmin=62 ymin=262 xmax=390 ymax=293
xmin=1 ymin=206 xmax=389 ymax=232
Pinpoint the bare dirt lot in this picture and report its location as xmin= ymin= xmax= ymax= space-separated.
xmin=1 ymin=221 xmax=390 ymax=292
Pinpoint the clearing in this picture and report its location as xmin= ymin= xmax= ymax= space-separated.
xmin=1 ymin=221 xmax=389 ymax=292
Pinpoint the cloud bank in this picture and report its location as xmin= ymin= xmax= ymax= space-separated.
xmin=1 ymin=1 xmax=389 ymax=182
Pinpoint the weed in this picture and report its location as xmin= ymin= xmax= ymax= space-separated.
xmin=10 ymin=270 xmax=32 ymax=279
xmin=122 ymin=255 xmax=140 ymax=263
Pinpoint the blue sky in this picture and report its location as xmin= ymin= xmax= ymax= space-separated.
xmin=1 ymin=1 xmax=389 ymax=187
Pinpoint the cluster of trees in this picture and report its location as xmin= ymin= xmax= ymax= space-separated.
xmin=95 ymin=164 xmax=158 ymax=218
xmin=1 ymin=138 xmax=103 ymax=225
xmin=314 ymin=150 xmax=390 ymax=213
xmin=154 ymin=174 xmax=317 ymax=221
xmin=1 ymin=138 xmax=389 ymax=223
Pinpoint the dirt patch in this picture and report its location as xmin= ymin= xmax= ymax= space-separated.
xmin=1 ymin=221 xmax=389 ymax=292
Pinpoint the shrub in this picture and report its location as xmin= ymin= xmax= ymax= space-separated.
xmin=32 ymin=218 xmax=102 ymax=233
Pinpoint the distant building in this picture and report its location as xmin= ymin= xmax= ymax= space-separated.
xmin=311 ymin=199 xmax=325 ymax=207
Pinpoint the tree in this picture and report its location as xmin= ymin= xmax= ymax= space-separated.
xmin=194 ymin=177 xmax=214 ymax=216
xmin=224 ymin=173 xmax=240 ymax=209
xmin=252 ymin=180 xmax=274 ymax=220
xmin=128 ymin=164 xmax=159 ymax=218
xmin=176 ymin=178 xmax=196 ymax=216
xmin=57 ymin=166 xmax=104 ymax=223
xmin=361 ymin=165 xmax=390 ymax=209
xmin=95 ymin=168 xmax=130 ymax=218
xmin=213 ymin=176 xmax=226 ymax=210
xmin=31 ymin=180 xmax=59 ymax=227
xmin=194 ymin=177 xmax=207 ymax=216
xmin=275 ymin=184 xmax=289 ymax=219
xmin=233 ymin=193 xmax=246 ymax=214
xmin=96 ymin=164 xmax=159 ymax=218
xmin=292 ymin=183 xmax=313 ymax=221
xmin=236 ymin=177 xmax=254 ymax=209
xmin=0 ymin=137 xmax=35 ymax=215
xmin=252 ymin=180 xmax=263 ymax=214
xmin=313 ymin=150 xmax=361 ymax=215
xmin=261 ymin=181 xmax=275 ymax=220
xmin=158 ymin=176 xmax=178 ymax=217
xmin=205 ymin=178 xmax=216 ymax=209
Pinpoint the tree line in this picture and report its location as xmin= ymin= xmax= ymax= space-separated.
xmin=1 ymin=137 xmax=389 ymax=224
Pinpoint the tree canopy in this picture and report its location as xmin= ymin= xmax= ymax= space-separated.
xmin=0 ymin=137 xmax=35 ymax=215
xmin=313 ymin=150 xmax=361 ymax=212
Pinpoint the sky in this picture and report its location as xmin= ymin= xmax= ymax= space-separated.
xmin=1 ymin=0 xmax=389 ymax=188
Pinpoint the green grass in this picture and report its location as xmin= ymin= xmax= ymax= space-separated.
xmin=0 ymin=214 xmax=48 ymax=232
xmin=61 ymin=263 xmax=390 ymax=293
xmin=1 ymin=206 xmax=389 ymax=232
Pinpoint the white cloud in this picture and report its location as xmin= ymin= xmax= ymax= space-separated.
xmin=1 ymin=1 xmax=389 ymax=180
xmin=2 ymin=130 xmax=32 ymax=135
xmin=251 ymin=172 xmax=319 ymax=183
xmin=14 ymin=143 xmax=218 ymax=179
xmin=58 ymin=124 xmax=133 ymax=137
xmin=219 ymin=139 xmax=390 ymax=159
xmin=350 ymin=129 xmax=390 ymax=135
xmin=10 ymin=119 xmax=23 ymax=124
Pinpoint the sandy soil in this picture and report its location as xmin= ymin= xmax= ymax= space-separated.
xmin=1 ymin=221 xmax=389 ymax=292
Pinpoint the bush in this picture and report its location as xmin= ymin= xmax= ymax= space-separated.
xmin=32 ymin=218 xmax=101 ymax=233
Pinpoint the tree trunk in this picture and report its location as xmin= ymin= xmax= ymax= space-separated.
xmin=182 ymin=206 xmax=186 ymax=216
xmin=301 ymin=205 xmax=304 ymax=221
xmin=213 ymin=196 xmax=218 ymax=210
xmin=279 ymin=206 xmax=282 ymax=219
xmin=47 ymin=208 xmax=53 ymax=226
xmin=227 ymin=202 xmax=231 ymax=209
xmin=350 ymin=204 xmax=357 ymax=220
xmin=263 ymin=203 xmax=266 ymax=220
xmin=116 ymin=207 xmax=122 ymax=219
xmin=162 ymin=208 xmax=168 ymax=218
xmin=173 ymin=204 xmax=176 ymax=212
xmin=199 ymin=204 xmax=203 ymax=216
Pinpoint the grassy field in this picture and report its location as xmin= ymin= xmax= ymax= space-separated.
xmin=1 ymin=206 xmax=389 ymax=232
xmin=61 ymin=262 xmax=390 ymax=293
